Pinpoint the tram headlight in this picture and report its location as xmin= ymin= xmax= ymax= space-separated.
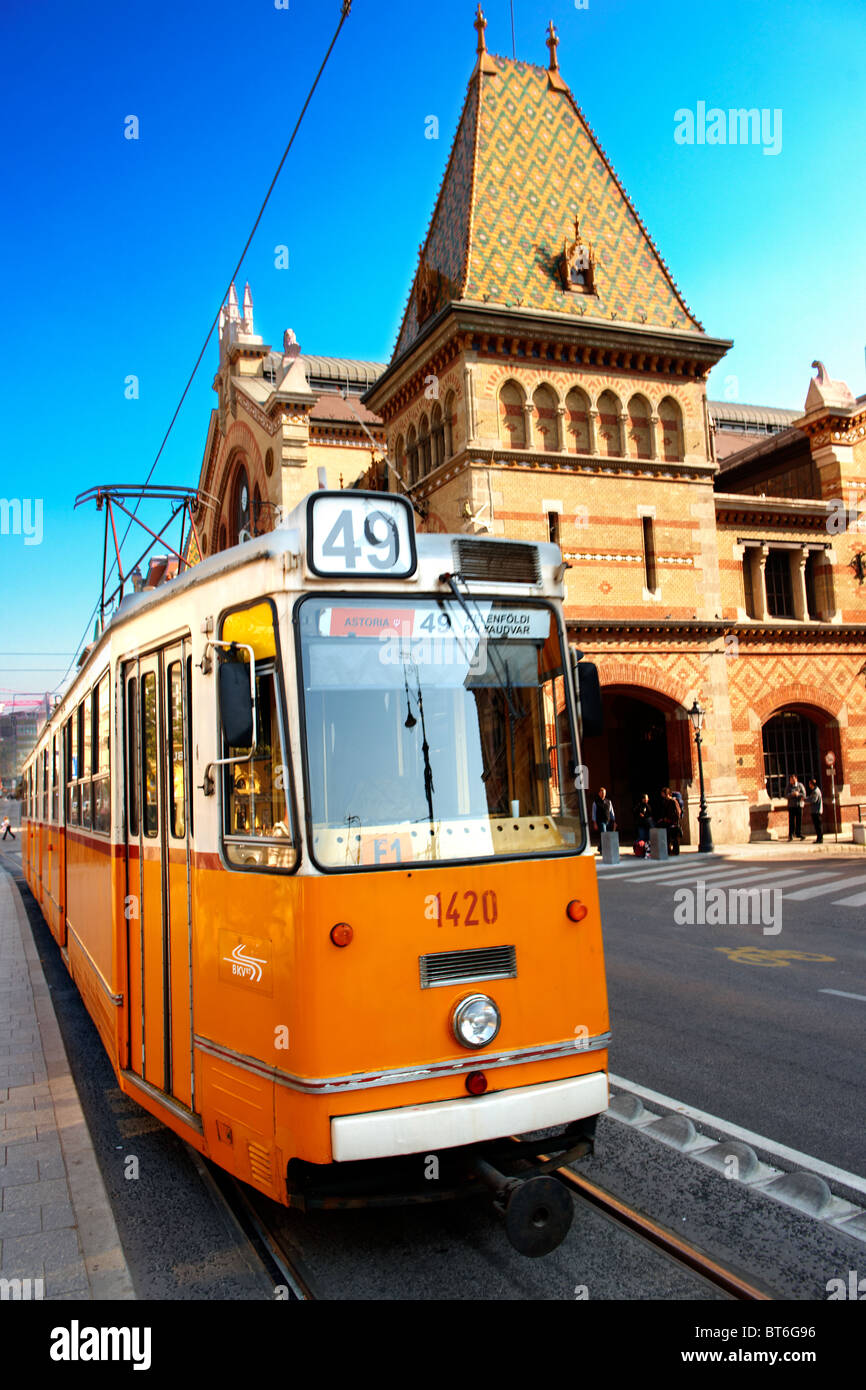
xmin=451 ymin=994 xmax=501 ymax=1050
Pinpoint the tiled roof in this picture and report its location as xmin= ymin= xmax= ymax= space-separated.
xmin=310 ymin=392 xmax=383 ymax=426
xmin=708 ymin=401 xmax=800 ymax=429
xmin=394 ymin=54 xmax=701 ymax=359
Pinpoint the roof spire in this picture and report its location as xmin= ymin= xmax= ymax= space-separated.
xmin=546 ymin=19 xmax=567 ymax=90
xmin=474 ymin=5 xmax=497 ymax=73
xmin=242 ymin=282 xmax=254 ymax=334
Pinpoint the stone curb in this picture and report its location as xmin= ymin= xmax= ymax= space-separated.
xmin=605 ymin=1090 xmax=866 ymax=1241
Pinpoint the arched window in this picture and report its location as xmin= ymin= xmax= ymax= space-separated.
xmin=597 ymin=390 xmax=623 ymax=457
xmin=627 ymin=394 xmax=653 ymax=460
xmin=762 ymin=711 xmax=821 ymax=800
xmin=232 ymin=464 xmax=251 ymax=544
xmin=444 ymin=390 xmax=456 ymax=458
xmin=406 ymin=426 xmax=418 ymax=486
xmin=252 ymin=484 xmax=263 ymax=536
xmin=659 ymin=397 xmax=684 ymax=462
xmin=498 ymin=380 xmax=527 ymax=448
xmin=533 ymin=384 xmax=560 ymax=452
xmin=565 ymin=387 xmax=591 ymax=454
xmin=431 ymin=403 xmax=444 ymax=470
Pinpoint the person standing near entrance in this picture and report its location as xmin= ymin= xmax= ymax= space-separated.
xmin=1 ymin=816 xmax=15 ymax=841
xmin=806 ymin=779 xmax=823 ymax=843
xmin=659 ymin=787 xmax=681 ymax=855
xmin=786 ymin=773 xmax=806 ymax=841
xmin=591 ymin=787 xmax=616 ymax=854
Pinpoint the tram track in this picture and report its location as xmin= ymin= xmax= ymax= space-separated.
xmin=552 ymin=1164 xmax=772 ymax=1301
xmin=195 ymin=1139 xmax=774 ymax=1301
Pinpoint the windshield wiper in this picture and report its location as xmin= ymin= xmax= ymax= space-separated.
xmin=439 ymin=572 xmax=527 ymax=723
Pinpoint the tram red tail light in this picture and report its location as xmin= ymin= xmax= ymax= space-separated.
xmin=465 ymin=1072 xmax=487 ymax=1096
xmin=330 ymin=923 xmax=354 ymax=947
xmin=566 ymin=900 xmax=588 ymax=923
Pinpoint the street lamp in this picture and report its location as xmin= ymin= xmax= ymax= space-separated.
xmin=688 ymin=698 xmax=714 ymax=853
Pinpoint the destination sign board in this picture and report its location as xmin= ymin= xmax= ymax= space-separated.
xmin=307 ymin=492 xmax=416 ymax=579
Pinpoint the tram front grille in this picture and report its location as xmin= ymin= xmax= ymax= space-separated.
xmin=419 ymin=945 xmax=517 ymax=989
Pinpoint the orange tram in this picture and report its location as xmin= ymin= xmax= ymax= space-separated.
xmin=23 ymin=491 xmax=609 ymax=1256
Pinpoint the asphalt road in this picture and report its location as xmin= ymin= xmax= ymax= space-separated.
xmin=597 ymin=853 xmax=866 ymax=1176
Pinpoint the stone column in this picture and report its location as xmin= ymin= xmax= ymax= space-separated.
xmin=792 ymin=546 xmax=810 ymax=621
xmin=756 ymin=544 xmax=770 ymax=620
xmin=587 ymin=408 xmax=599 ymax=456
xmin=556 ymin=403 xmax=566 ymax=452
xmin=523 ymin=401 xmax=535 ymax=449
xmin=617 ymin=411 xmax=629 ymax=458
xmin=463 ymin=364 xmax=477 ymax=445
xmin=649 ymin=412 xmax=660 ymax=461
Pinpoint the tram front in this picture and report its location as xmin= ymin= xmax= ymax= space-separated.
xmin=221 ymin=493 xmax=610 ymax=1256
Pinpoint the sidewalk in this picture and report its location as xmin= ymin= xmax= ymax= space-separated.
xmin=595 ymin=833 xmax=866 ymax=868
xmin=0 ymin=857 xmax=134 ymax=1300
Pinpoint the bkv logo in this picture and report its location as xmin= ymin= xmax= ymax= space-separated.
xmin=826 ymin=1271 xmax=866 ymax=1300
xmin=1 ymin=1277 xmax=44 ymax=1300
xmin=224 ymin=942 xmax=267 ymax=983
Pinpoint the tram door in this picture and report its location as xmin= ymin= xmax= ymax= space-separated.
xmin=123 ymin=643 xmax=196 ymax=1112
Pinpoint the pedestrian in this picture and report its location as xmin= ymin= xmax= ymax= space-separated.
xmin=659 ymin=788 xmax=681 ymax=855
xmin=806 ymin=779 xmax=823 ymax=843
xmin=786 ymin=773 xmax=806 ymax=841
xmin=634 ymin=794 xmax=653 ymax=839
xmin=591 ymin=786 xmax=616 ymax=854
xmin=1 ymin=816 xmax=15 ymax=841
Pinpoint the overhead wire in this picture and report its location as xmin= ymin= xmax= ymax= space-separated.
xmin=57 ymin=2 xmax=354 ymax=693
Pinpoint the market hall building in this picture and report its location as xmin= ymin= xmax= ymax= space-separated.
xmin=192 ymin=12 xmax=866 ymax=846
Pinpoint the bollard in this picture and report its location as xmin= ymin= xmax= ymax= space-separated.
xmin=649 ymin=828 xmax=668 ymax=860
xmin=600 ymin=830 xmax=620 ymax=864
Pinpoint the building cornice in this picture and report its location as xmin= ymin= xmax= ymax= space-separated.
xmin=714 ymin=493 xmax=832 ymax=527
xmin=366 ymin=302 xmax=731 ymax=421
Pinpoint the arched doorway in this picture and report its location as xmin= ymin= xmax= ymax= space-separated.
xmin=580 ymin=687 xmax=692 ymax=839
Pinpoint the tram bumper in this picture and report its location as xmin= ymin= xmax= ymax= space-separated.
xmin=330 ymin=1071 xmax=608 ymax=1163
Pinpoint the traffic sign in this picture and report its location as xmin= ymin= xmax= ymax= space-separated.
xmin=825 ymin=751 xmax=836 ymax=766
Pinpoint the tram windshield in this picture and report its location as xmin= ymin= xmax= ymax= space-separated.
xmin=298 ymin=596 xmax=586 ymax=869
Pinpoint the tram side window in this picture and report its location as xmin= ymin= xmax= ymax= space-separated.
xmin=80 ymin=694 xmax=93 ymax=831
xmin=168 ymin=662 xmax=186 ymax=839
xmin=142 ymin=673 xmax=158 ymax=838
xmin=221 ymin=663 xmax=296 ymax=871
xmin=42 ymin=748 xmax=49 ymax=822
xmin=52 ymin=737 xmax=59 ymax=823
xmin=67 ymin=713 xmax=79 ymax=825
xmin=93 ymin=674 xmax=111 ymax=834
xmin=127 ymin=680 xmax=139 ymax=838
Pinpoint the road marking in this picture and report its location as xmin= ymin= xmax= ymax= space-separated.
xmin=716 ymin=947 xmax=835 ymax=967
xmin=830 ymin=890 xmax=866 ymax=907
xmin=601 ymin=861 xmax=741 ymax=884
xmin=820 ymin=989 xmax=866 ymax=1002
xmin=610 ymin=1073 xmax=866 ymax=1197
xmin=783 ymin=873 xmax=866 ymax=901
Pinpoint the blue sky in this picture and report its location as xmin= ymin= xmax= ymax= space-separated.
xmin=1 ymin=0 xmax=864 ymax=695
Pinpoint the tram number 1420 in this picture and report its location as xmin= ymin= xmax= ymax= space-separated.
xmin=425 ymin=890 xmax=499 ymax=927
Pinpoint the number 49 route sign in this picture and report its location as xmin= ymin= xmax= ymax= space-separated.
xmin=306 ymin=492 xmax=417 ymax=579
